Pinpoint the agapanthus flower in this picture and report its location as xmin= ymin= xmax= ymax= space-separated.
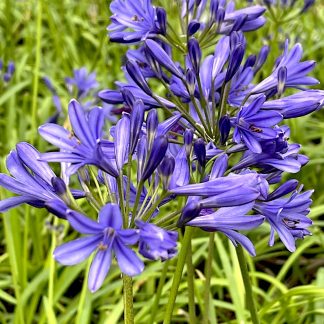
xmin=65 ymin=67 xmax=98 ymax=99
xmin=136 ymin=220 xmax=178 ymax=260
xmin=108 ymin=0 xmax=166 ymax=44
xmin=251 ymin=41 xmax=318 ymax=95
xmin=232 ymin=94 xmax=283 ymax=153
xmin=0 ymin=142 xmax=83 ymax=218
xmin=254 ymin=181 xmax=313 ymax=252
xmin=39 ymin=99 xmax=118 ymax=177
xmin=54 ymin=203 xmax=144 ymax=292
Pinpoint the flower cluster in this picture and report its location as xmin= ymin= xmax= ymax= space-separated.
xmin=0 ymin=0 xmax=322 ymax=293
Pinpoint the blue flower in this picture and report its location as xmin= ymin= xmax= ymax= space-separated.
xmin=65 ymin=67 xmax=98 ymax=99
xmin=251 ymin=41 xmax=318 ymax=95
xmin=254 ymin=183 xmax=313 ymax=252
xmin=54 ymin=203 xmax=144 ymax=292
xmin=136 ymin=220 xmax=178 ymax=260
xmin=0 ymin=143 xmax=83 ymax=218
xmin=39 ymin=99 xmax=118 ymax=177
xmin=108 ymin=0 xmax=165 ymax=44
xmin=232 ymin=95 xmax=283 ymax=153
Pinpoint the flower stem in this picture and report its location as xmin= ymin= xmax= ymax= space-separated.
xmin=163 ymin=226 xmax=194 ymax=324
xmin=236 ymin=245 xmax=260 ymax=324
xmin=122 ymin=274 xmax=134 ymax=324
xmin=203 ymin=233 xmax=215 ymax=324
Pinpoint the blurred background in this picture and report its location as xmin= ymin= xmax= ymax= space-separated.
xmin=0 ymin=1 xmax=324 ymax=323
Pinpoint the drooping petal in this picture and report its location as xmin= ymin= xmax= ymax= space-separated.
xmin=114 ymin=239 xmax=144 ymax=276
xmin=88 ymin=249 xmax=112 ymax=293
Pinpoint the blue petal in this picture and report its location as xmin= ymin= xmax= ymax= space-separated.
xmin=88 ymin=249 xmax=112 ymax=293
xmin=54 ymin=235 xmax=101 ymax=265
xmin=39 ymin=123 xmax=80 ymax=150
xmin=98 ymin=203 xmax=123 ymax=229
xmin=68 ymin=99 xmax=95 ymax=147
xmin=114 ymin=239 xmax=144 ymax=276
xmin=221 ymin=229 xmax=257 ymax=256
xmin=16 ymin=142 xmax=55 ymax=185
xmin=88 ymin=107 xmax=105 ymax=140
xmin=0 ymin=196 xmax=33 ymax=212
xmin=67 ymin=210 xmax=104 ymax=234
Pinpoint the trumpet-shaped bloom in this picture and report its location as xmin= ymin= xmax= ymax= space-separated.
xmin=54 ymin=204 xmax=144 ymax=292
xmin=254 ymin=184 xmax=313 ymax=252
xmin=251 ymin=41 xmax=318 ymax=95
xmin=39 ymin=99 xmax=118 ymax=177
xmin=232 ymin=95 xmax=283 ymax=153
xmin=136 ymin=220 xmax=178 ymax=260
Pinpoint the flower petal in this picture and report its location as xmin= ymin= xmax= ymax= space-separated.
xmin=54 ymin=235 xmax=101 ymax=265
xmin=114 ymin=239 xmax=144 ymax=276
xmin=88 ymin=249 xmax=112 ymax=293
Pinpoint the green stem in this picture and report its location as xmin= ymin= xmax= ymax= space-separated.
xmin=123 ymin=274 xmax=134 ymax=324
xmin=203 ymin=233 xmax=215 ymax=324
xmin=187 ymin=239 xmax=196 ymax=324
xmin=150 ymin=260 xmax=170 ymax=323
xmin=130 ymin=180 xmax=144 ymax=226
xmin=236 ymin=245 xmax=259 ymax=324
xmin=163 ymin=226 xmax=194 ymax=324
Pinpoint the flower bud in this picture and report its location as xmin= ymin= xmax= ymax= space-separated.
xmin=141 ymin=135 xmax=168 ymax=182
xmin=188 ymin=20 xmax=201 ymax=36
xmin=51 ymin=177 xmax=67 ymax=196
xmin=185 ymin=69 xmax=196 ymax=96
xmin=277 ymin=66 xmax=287 ymax=96
xmin=130 ymin=100 xmax=145 ymax=154
xmin=146 ymin=109 xmax=158 ymax=150
xmin=156 ymin=7 xmax=167 ymax=35
xmin=159 ymin=156 xmax=175 ymax=189
xmin=177 ymin=199 xmax=201 ymax=227
xmin=219 ymin=115 xmax=231 ymax=144
xmin=188 ymin=38 xmax=201 ymax=74
xmin=126 ymin=60 xmax=152 ymax=95
xmin=193 ymin=138 xmax=206 ymax=167
xmin=184 ymin=128 xmax=193 ymax=157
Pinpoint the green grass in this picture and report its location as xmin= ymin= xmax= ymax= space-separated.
xmin=0 ymin=0 xmax=324 ymax=323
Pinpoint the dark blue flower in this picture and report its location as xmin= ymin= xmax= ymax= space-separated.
xmin=54 ymin=203 xmax=144 ymax=292
xmin=136 ymin=220 xmax=178 ymax=260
